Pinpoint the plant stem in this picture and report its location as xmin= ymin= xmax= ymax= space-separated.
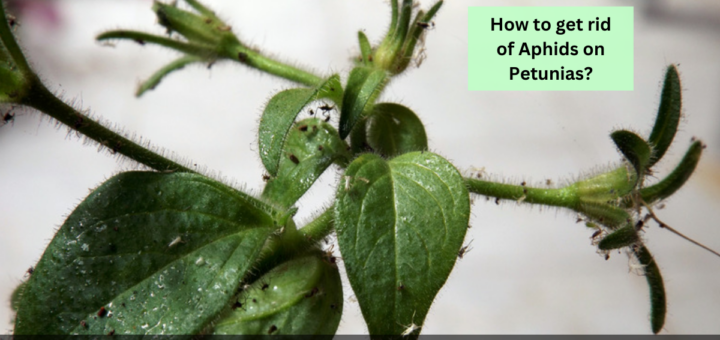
xmin=0 ymin=3 xmax=31 ymax=76
xmin=298 ymin=206 xmax=335 ymax=244
xmin=229 ymin=46 xmax=324 ymax=87
xmin=465 ymin=177 xmax=577 ymax=209
xmin=21 ymin=80 xmax=194 ymax=173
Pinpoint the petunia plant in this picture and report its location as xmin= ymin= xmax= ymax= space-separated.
xmin=1 ymin=0 xmax=716 ymax=336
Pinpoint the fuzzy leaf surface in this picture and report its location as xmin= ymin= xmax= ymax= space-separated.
xmin=335 ymin=152 xmax=470 ymax=336
xmin=213 ymin=254 xmax=343 ymax=335
xmin=14 ymin=172 xmax=278 ymax=335
xmin=648 ymin=64 xmax=682 ymax=167
xmin=365 ymin=103 xmax=428 ymax=157
xmin=611 ymin=130 xmax=651 ymax=180
xmin=339 ymin=66 xmax=387 ymax=139
xmin=259 ymin=75 xmax=343 ymax=176
xmin=262 ymin=118 xmax=351 ymax=208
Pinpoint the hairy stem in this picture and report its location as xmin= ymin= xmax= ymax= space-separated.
xmin=21 ymin=81 xmax=194 ymax=173
xmin=465 ymin=177 xmax=577 ymax=208
xmin=298 ymin=206 xmax=335 ymax=244
xmin=0 ymin=3 xmax=31 ymax=76
xmin=229 ymin=45 xmax=324 ymax=87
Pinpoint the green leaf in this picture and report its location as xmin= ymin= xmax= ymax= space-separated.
xmin=213 ymin=253 xmax=343 ymax=335
xmin=647 ymin=64 xmax=682 ymax=167
xmin=640 ymin=140 xmax=703 ymax=204
xmin=598 ymin=225 xmax=639 ymax=250
xmin=258 ymin=75 xmax=343 ymax=176
xmin=153 ymin=1 xmax=233 ymax=46
xmin=335 ymin=152 xmax=470 ymax=336
xmin=339 ymin=66 xmax=388 ymax=139
xmin=364 ymin=103 xmax=428 ymax=158
xmin=10 ymin=281 xmax=26 ymax=312
xmin=14 ymin=172 xmax=279 ymax=335
xmin=136 ymin=55 xmax=202 ymax=97
xmin=633 ymin=245 xmax=666 ymax=334
xmin=358 ymin=31 xmax=372 ymax=66
xmin=262 ymin=118 xmax=351 ymax=208
xmin=611 ymin=130 xmax=651 ymax=180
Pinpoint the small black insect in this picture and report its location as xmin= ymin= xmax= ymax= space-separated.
xmin=397 ymin=284 xmax=405 ymax=291
xmin=98 ymin=307 xmax=107 ymax=318
xmin=289 ymin=154 xmax=300 ymax=164
xmin=495 ymin=197 xmax=500 ymax=205
xmin=318 ymin=145 xmax=324 ymax=151
xmin=319 ymin=104 xmax=335 ymax=112
xmin=416 ymin=21 xmax=435 ymax=29
xmin=80 ymin=320 xmax=88 ymax=329
xmin=26 ymin=266 xmax=34 ymax=275
xmin=521 ymin=181 xmax=526 ymax=186
xmin=108 ymin=329 xmax=115 ymax=336
xmin=268 ymin=325 xmax=278 ymax=334
xmin=134 ymin=39 xmax=145 ymax=45
xmin=309 ymin=109 xmax=315 ymax=116
xmin=238 ymin=52 xmax=248 ymax=63
xmin=299 ymin=125 xmax=308 ymax=132
xmin=232 ymin=301 xmax=244 ymax=310
xmin=324 ymin=114 xmax=331 ymax=122
xmin=2 ymin=112 xmax=15 ymax=125
xmin=305 ymin=287 xmax=319 ymax=298
xmin=262 ymin=174 xmax=271 ymax=182
xmin=261 ymin=283 xmax=269 ymax=291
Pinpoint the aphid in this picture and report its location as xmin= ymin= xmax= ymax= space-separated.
xmin=168 ymin=236 xmax=184 ymax=248
xmin=319 ymin=104 xmax=335 ymax=112
xmin=98 ymin=307 xmax=107 ymax=318
xmin=262 ymin=174 xmax=271 ymax=181
xmin=397 ymin=283 xmax=405 ymax=291
xmin=318 ymin=145 xmax=324 ymax=151
xmin=74 ymin=116 xmax=85 ymax=129
xmin=299 ymin=125 xmax=308 ymax=132
xmin=635 ymin=219 xmax=645 ymax=231
xmin=521 ymin=181 xmax=526 ymax=186
xmin=399 ymin=312 xmax=421 ymax=337
xmin=495 ymin=197 xmax=500 ymax=205
xmin=2 ymin=112 xmax=15 ymax=125
xmin=218 ymin=25 xmax=232 ymax=32
xmin=305 ymin=287 xmax=319 ymax=298
xmin=134 ymin=39 xmax=145 ymax=45
xmin=26 ymin=266 xmax=34 ymax=276
xmin=289 ymin=154 xmax=300 ymax=164
xmin=80 ymin=320 xmax=88 ymax=329
xmin=252 ymin=298 xmax=257 ymax=303
xmin=111 ymin=141 xmax=122 ymax=154
xmin=237 ymin=52 xmax=248 ymax=63
xmin=458 ymin=239 xmax=474 ymax=259
xmin=416 ymin=21 xmax=435 ymax=29
xmin=268 ymin=325 xmax=278 ymax=334
xmin=591 ymin=229 xmax=603 ymax=240
xmin=108 ymin=329 xmax=115 ymax=336
xmin=232 ymin=300 xmax=244 ymax=310
xmin=261 ymin=282 xmax=269 ymax=291
xmin=546 ymin=179 xmax=552 ymax=186
xmin=309 ymin=109 xmax=315 ymax=116
xmin=324 ymin=113 xmax=331 ymax=122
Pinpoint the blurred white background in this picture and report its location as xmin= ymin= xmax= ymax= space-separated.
xmin=1 ymin=0 xmax=720 ymax=334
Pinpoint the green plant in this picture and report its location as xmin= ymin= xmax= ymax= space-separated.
xmin=1 ymin=0 xmax=717 ymax=336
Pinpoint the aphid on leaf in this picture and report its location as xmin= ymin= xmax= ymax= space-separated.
xmin=261 ymin=282 xmax=269 ymax=291
xmin=417 ymin=21 xmax=435 ymax=29
xmin=168 ymin=236 xmax=184 ymax=248
xmin=299 ymin=125 xmax=308 ymax=132
xmin=26 ymin=266 xmax=34 ymax=276
xmin=399 ymin=311 xmax=421 ymax=337
xmin=305 ymin=287 xmax=319 ymax=298
xmin=262 ymin=174 xmax=271 ymax=182
xmin=98 ymin=307 xmax=107 ymax=318
xmin=495 ymin=197 xmax=500 ymax=205
xmin=268 ymin=325 xmax=278 ymax=334
xmin=289 ymin=154 xmax=300 ymax=164
xmin=318 ymin=145 xmax=324 ymax=151
xmin=80 ymin=320 xmax=88 ymax=329
xmin=397 ymin=283 xmax=405 ymax=291
xmin=458 ymin=239 xmax=474 ymax=259
xmin=107 ymin=329 xmax=115 ymax=336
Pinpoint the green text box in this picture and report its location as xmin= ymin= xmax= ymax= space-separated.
xmin=468 ymin=7 xmax=633 ymax=91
